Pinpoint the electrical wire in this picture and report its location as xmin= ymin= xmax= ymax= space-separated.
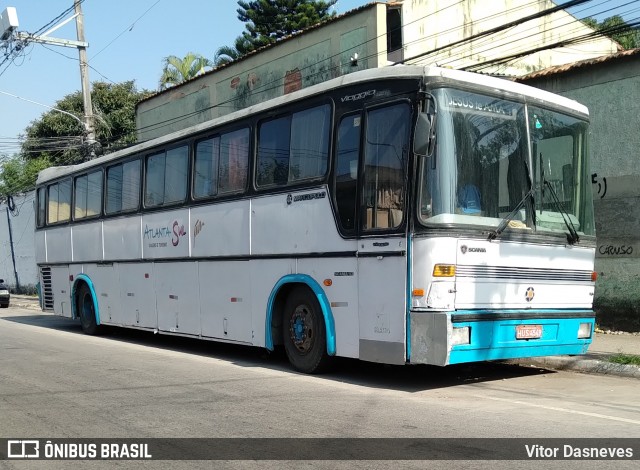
xmin=90 ymin=0 xmax=163 ymax=61
xmin=434 ymin=1 xmax=640 ymax=71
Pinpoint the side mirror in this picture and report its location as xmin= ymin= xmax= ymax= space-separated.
xmin=413 ymin=94 xmax=437 ymax=158
xmin=413 ymin=113 xmax=431 ymax=157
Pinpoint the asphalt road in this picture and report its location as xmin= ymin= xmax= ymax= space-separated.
xmin=1 ymin=307 xmax=639 ymax=470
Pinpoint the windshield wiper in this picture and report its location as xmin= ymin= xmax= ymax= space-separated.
xmin=543 ymin=179 xmax=580 ymax=245
xmin=538 ymin=152 xmax=579 ymax=245
xmin=488 ymin=186 xmax=535 ymax=241
xmin=488 ymin=153 xmax=536 ymax=241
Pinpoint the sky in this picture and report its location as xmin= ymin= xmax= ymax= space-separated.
xmin=0 ymin=0 xmax=364 ymax=154
xmin=0 ymin=0 xmax=637 ymax=155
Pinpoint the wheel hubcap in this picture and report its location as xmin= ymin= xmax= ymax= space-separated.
xmin=289 ymin=305 xmax=314 ymax=353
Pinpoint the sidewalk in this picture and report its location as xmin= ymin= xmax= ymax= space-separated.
xmin=9 ymin=294 xmax=42 ymax=311
xmin=7 ymin=295 xmax=640 ymax=378
xmin=512 ymin=331 xmax=640 ymax=379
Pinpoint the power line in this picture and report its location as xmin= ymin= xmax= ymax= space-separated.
xmin=90 ymin=0 xmax=163 ymax=61
xmin=29 ymin=0 xmax=85 ymax=37
xmin=434 ymin=1 xmax=640 ymax=71
xmin=40 ymin=43 xmax=116 ymax=83
xmin=397 ymin=0 xmax=594 ymax=66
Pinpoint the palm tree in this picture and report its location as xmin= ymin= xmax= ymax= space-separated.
xmin=158 ymin=53 xmax=213 ymax=90
xmin=214 ymin=45 xmax=242 ymax=67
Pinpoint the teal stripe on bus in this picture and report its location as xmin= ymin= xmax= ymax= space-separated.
xmin=265 ymin=274 xmax=336 ymax=356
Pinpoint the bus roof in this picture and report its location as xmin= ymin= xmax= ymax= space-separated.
xmin=37 ymin=65 xmax=588 ymax=185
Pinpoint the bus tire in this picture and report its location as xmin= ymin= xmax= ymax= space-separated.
xmin=283 ymin=286 xmax=330 ymax=374
xmin=76 ymin=283 xmax=100 ymax=335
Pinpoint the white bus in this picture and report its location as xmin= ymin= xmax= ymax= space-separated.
xmin=35 ymin=66 xmax=596 ymax=373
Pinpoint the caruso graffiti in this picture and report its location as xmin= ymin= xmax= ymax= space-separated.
xmin=598 ymin=244 xmax=634 ymax=256
xmin=143 ymin=221 xmax=187 ymax=247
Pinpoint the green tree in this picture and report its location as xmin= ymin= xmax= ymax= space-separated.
xmin=583 ymin=15 xmax=640 ymax=50
xmin=0 ymin=154 xmax=51 ymax=197
xmin=159 ymin=52 xmax=213 ymax=89
xmin=215 ymin=0 xmax=337 ymax=65
xmin=22 ymin=81 xmax=151 ymax=167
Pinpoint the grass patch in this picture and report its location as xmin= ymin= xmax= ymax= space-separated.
xmin=608 ymin=353 xmax=640 ymax=366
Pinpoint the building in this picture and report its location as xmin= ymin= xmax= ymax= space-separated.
xmin=136 ymin=0 xmax=619 ymax=141
xmin=519 ymin=49 xmax=640 ymax=331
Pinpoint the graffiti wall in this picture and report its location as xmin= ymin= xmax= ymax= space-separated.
xmin=524 ymin=55 xmax=640 ymax=331
xmin=136 ymin=8 xmax=377 ymax=142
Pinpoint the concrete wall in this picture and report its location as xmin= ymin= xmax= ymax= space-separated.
xmin=137 ymin=1 xmax=619 ymax=141
xmin=0 ymin=191 xmax=38 ymax=293
xmin=522 ymin=53 xmax=640 ymax=331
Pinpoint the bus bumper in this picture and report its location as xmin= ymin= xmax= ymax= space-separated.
xmin=409 ymin=310 xmax=595 ymax=366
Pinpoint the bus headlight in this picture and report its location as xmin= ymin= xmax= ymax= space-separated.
xmin=577 ymin=322 xmax=592 ymax=339
xmin=451 ymin=326 xmax=470 ymax=345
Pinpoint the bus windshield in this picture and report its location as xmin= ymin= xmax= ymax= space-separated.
xmin=418 ymin=88 xmax=595 ymax=238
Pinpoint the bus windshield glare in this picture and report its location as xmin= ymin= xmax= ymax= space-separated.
xmin=419 ymin=88 xmax=595 ymax=238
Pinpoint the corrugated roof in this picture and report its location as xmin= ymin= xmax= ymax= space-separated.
xmin=139 ymin=2 xmax=381 ymax=104
xmin=517 ymin=48 xmax=640 ymax=81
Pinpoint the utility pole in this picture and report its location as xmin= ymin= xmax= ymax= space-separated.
xmin=74 ymin=0 xmax=96 ymax=157
xmin=6 ymin=2 xmax=97 ymax=159
xmin=5 ymin=205 xmax=20 ymax=293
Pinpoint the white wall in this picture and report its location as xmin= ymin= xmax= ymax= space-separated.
xmin=0 ymin=191 xmax=38 ymax=291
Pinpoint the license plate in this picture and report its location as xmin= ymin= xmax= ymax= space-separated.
xmin=516 ymin=324 xmax=542 ymax=339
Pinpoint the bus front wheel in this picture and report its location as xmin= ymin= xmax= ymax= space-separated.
xmin=283 ymin=287 xmax=330 ymax=374
xmin=76 ymin=283 xmax=100 ymax=335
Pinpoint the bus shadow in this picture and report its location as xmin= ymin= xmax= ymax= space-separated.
xmin=2 ymin=313 xmax=551 ymax=393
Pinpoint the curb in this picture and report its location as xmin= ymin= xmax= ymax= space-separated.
xmin=511 ymin=356 xmax=640 ymax=379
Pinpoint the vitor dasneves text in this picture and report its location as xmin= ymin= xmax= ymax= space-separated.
xmin=525 ymin=444 xmax=633 ymax=459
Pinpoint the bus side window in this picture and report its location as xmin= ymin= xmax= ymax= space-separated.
xmin=334 ymin=114 xmax=361 ymax=232
xmin=257 ymin=116 xmax=291 ymax=187
xmin=47 ymin=179 xmax=71 ymax=224
xmin=290 ymin=105 xmax=330 ymax=182
xmin=36 ymin=187 xmax=46 ymax=227
xmin=74 ymin=170 xmax=102 ymax=220
xmin=145 ymin=145 xmax=188 ymax=207
xmin=106 ymin=159 xmax=140 ymax=214
xmin=194 ymin=137 xmax=220 ymax=198
xmin=362 ymin=102 xmax=410 ymax=230
xmin=219 ymin=128 xmax=249 ymax=194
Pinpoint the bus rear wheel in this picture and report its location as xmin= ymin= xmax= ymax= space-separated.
xmin=283 ymin=287 xmax=330 ymax=374
xmin=76 ymin=283 xmax=100 ymax=335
